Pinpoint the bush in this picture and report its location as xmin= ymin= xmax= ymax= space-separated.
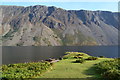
xmin=76 ymin=54 xmax=84 ymax=56
xmin=86 ymin=56 xmax=98 ymax=60
xmin=74 ymin=56 xmax=83 ymax=59
xmin=59 ymin=57 xmax=63 ymax=60
xmin=74 ymin=56 xmax=78 ymax=59
xmin=74 ymin=54 xmax=84 ymax=59
xmin=33 ymin=36 xmax=39 ymax=41
xmin=95 ymin=59 xmax=120 ymax=80
xmin=1 ymin=62 xmax=53 ymax=79
xmin=75 ymin=58 xmax=85 ymax=63
xmin=99 ymin=56 xmax=105 ymax=58
xmin=102 ymin=69 xmax=120 ymax=80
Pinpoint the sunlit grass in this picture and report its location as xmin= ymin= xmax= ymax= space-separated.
xmin=40 ymin=52 xmax=112 ymax=78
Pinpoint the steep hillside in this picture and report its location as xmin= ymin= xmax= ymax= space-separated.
xmin=0 ymin=5 xmax=119 ymax=46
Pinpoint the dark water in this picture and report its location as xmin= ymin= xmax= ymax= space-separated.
xmin=2 ymin=46 xmax=119 ymax=64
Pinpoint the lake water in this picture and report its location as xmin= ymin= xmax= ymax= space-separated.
xmin=2 ymin=46 xmax=119 ymax=64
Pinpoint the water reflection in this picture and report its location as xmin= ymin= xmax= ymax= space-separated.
xmin=2 ymin=46 xmax=118 ymax=64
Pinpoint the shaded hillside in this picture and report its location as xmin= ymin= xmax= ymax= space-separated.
xmin=0 ymin=5 xmax=119 ymax=46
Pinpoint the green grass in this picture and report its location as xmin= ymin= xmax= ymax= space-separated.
xmin=40 ymin=52 xmax=112 ymax=78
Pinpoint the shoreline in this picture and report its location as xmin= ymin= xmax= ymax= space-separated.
xmin=1 ymin=52 xmax=119 ymax=79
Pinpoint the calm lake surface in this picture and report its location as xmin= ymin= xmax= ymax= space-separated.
xmin=2 ymin=46 xmax=119 ymax=64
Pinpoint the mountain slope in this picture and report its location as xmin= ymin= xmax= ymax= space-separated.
xmin=0 ymin=5 xmax=119 ymax=46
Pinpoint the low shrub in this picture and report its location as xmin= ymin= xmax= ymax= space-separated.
xmin=86 ymin=56 xmax=98 ymax=60
xmin=99 ymin=56 xmax=105 ymax=58
xmin=102 ymin=69 xmax=120 ymax=80
xmin=74 ymin=56 xmax=83 ymax=59
xmin=74 ymin=56 xmax=78 ymax=59
xmin=75 ymin=58 xmax=85 ymax=63
xmin=1 ymin=62 xmax=53 ymax=79
xmin=95 ymin=58 xmax=120 ymax=80
xmin=59 ymin=57 xmax=63 ymax=60
xmin=76 ymin=54 xmax=84 ymax=56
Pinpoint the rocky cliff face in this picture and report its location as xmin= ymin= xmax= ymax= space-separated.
xmin=0 ymin=5 xmax=119 ymax=46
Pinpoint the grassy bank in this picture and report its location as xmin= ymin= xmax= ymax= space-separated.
xmin=40 ymin=52 xmax=113 ymax=79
